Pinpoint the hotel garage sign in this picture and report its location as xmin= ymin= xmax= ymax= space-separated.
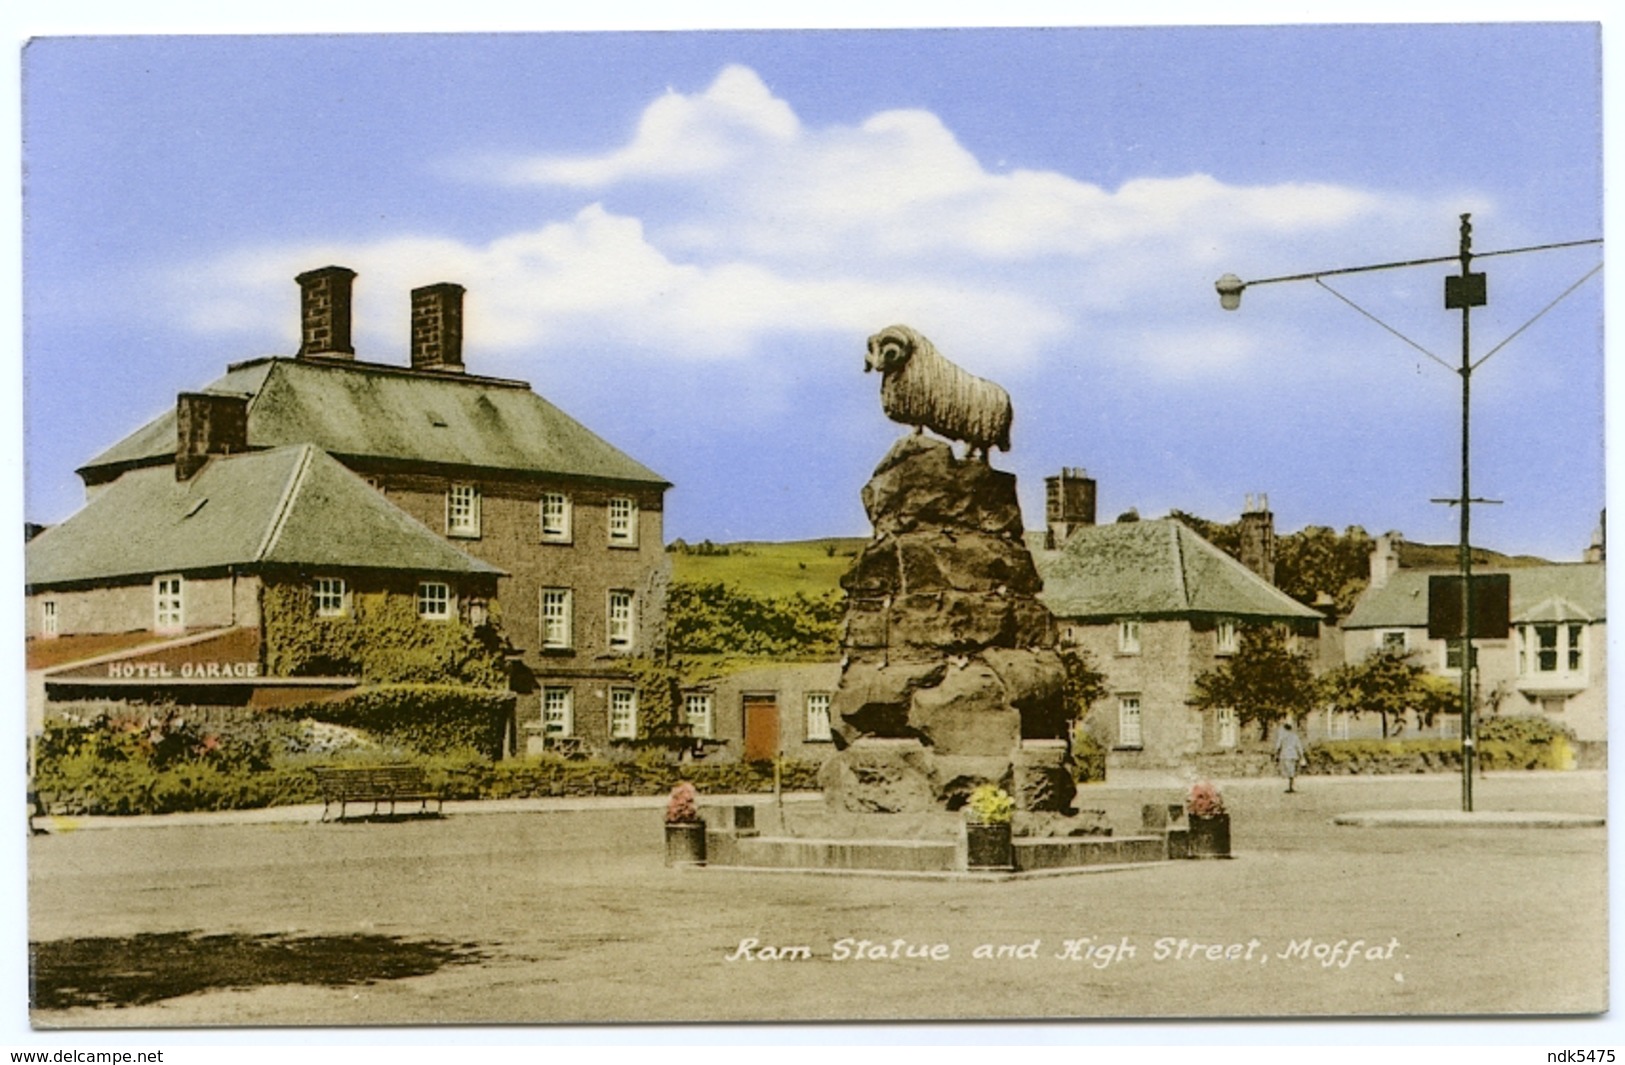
xmin=102 ymin=659 xmax=260 ymax=680
xmin=49 ymin=627 xmax=265 ymax=684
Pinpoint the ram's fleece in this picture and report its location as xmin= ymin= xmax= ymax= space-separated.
xmin=864 ymin=324 xmax=1012 ymax=458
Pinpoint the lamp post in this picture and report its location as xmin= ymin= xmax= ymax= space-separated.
xmin=1216 ymin=218 xmax=1601 ymax=812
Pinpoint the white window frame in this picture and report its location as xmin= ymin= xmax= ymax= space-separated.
xmin=154 ymin=575 xmax=185 ymax=633
xmin=1324 ymin=706 xmax=1351 ymax=741
xmin=607 ymin=590 xmax=635 ymax=652
xmin=541 ymin=588 xmax=573 ymax=650
xmin=1216 ymin=706 xmax=1238 ymax=748
xmin=41 ymin=599 xmax=58 ymax=638
xmin=805 ymin=691 xmax=833 ymax=743
xmin=1117 ymin=695 xmax=1143 ymax=748
xmin=1216 ymin=618 xmax=1239 ymax=656
xmin=313 ymin=576 xmax=347 ymax=618
xmin=1117 ymin=618 xmax=1141 ymax=655
xmin=540 ymin=492 xmax=573 ymax=543
xmin=608 ymin=496 xmax=638 ymax=547
xmin=610 ymin=687 xmax=638 ymax=740
xmin=685 ymin=693 xmax=714 ymax=740
xmin=1380 ymin=630 xmax=1409 ymax=655
xmin=446 ymin=483 xmax=481 ymax=538
xmin=1519 ymin=622 xmax=1587 ymax=681
xmin=417 ymin=581 xmax=451 ymax=621
xmin=542 ymin=687 xmax=575 ymax=737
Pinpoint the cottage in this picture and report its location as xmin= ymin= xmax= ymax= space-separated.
xmin=1035 ymin=506 xmax=1324 ymax=770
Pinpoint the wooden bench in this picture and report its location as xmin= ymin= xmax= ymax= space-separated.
xmin=311 ymin=765 xmax=443 ymax=822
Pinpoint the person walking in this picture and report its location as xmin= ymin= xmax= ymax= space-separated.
xmin=1275 ymin=718 xmax=1305 ymax=793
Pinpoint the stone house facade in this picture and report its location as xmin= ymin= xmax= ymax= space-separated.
xmin=676 ymin=661 xmax=842 ymax=764
xmin=1034 ymin=513 xmax=1325 ymax=770
xmin=27 ymin=267 xmax=671 ymax=753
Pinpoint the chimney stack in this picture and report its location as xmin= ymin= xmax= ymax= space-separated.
xmin=296 ymin=266 xmax=357 ymax=359
xmin=1045 ymin=468 xmax=1097 ymax=549
xmin=410 ymin=283 xmax=466 ymax=373
xmin=176 ymin=392 xmax=249 ymax=480
xmin=1584 ymin=509 xmax=1605 ymax=563
xmin=1238 ymin=493 xmax=1276 ymax=584
xmin=1369 ymin=531 xmax=1403 ymax=590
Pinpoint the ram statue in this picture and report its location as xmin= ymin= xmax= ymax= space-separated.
xmin=863 ymin=324 xmax=1013 ymax=459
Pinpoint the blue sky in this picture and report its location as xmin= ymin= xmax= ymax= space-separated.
xmin=20 ymin=24 xmax=1605 ymax=560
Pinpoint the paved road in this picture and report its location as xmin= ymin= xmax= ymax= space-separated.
xmin=27 ymin=770 xmax=1607 ymax=1026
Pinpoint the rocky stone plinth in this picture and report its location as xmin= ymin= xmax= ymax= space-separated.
xmin=820 ymin=435 xmax=1077 ymax=814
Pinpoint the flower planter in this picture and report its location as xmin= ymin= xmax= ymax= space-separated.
xmin=1187 ymin=813 xmax=1231 ymax=859
xmin=965 ymin=822 xmax=1014 ymax=872
xmin=664 ymin=821 xmax=707 ymax=867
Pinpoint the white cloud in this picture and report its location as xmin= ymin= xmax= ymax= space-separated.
xmin=176 ymin=203 xmax=1066 ymax=368
xmin=505 ymin=65 xmax=799 ymax=186
xmin=178 ymin=64 xmax=1470 ymax=383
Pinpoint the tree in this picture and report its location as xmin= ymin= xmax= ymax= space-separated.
xmin=1274 ymin=525 xmax=1375 ymax=616
xmin=1322 ymin=647 xmax=1458 ymax=737
xmin=1058 ymin=647 xmax=1109 ymax=722
xmin=1169 ymin=512 xmax=1374 ymax=616
xmin=1322 ymin=647 xmax=1420 ymax=738
xmin=1191 ymin=625 xmax=1320 ymax=740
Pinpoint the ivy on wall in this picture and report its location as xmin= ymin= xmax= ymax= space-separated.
xmin=261 ymin=581 xmax=508 ymax=688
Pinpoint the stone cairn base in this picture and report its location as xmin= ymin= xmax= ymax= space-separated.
xmin=819 ymin=435 xmax=1077 ymax=815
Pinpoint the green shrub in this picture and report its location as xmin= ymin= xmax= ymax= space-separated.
xmin=269 ymin=685 xmax=515 ymax=759
xmin=485 ymin=756 xmax=823 ymax=799
xmin=667 ymin=582 xmax=841 ymax=657
xmin=1307 ymin=720 xmax=1578 ymax=774
xmin=1071 ymin=728 xmax=1106 ymax=784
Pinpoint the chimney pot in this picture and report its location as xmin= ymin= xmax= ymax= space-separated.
xmin=411 ymin=283 xmax=466 ymax=373
xmin=295 ymin=266 xmax=357 ymax=359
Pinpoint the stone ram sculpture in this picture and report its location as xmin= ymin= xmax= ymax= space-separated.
xmin=864 ymin=324 xmax=1013 ymax=459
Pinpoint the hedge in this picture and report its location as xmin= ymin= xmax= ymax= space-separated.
xmin=268 ymin=685 xmax=515 ymax=759
xmin=1307 ymin=718 xmax=1576 ymax=775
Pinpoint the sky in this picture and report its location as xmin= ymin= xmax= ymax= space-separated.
xmin=19 ymin=24 xmax=1605 ymax=563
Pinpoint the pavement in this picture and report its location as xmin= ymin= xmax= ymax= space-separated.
xmin=28 ymin=768 xmax=1603 ymax=832
xmin=1332 ymin=808 xmax=1605 ymax=827
xmin=26 ymin=767 xmax=1608 ymax=1023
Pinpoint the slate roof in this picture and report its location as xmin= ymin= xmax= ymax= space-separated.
xmin=1342 ymin=564 xmax=1606 ymax=630
xmin=1035 ymin=518 xmax=1323 ymax=623
xmin=27 ymin=444 xmax=503 ymax=588
xmin=80 ymin=356 xmax=668 ymax=486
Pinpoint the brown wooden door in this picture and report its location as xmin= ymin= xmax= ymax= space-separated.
xmin=742 ymin=694 xmax=779 ymax=762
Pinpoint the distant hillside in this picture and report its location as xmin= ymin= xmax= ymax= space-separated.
xmin=1395 ymin=541 xmax=1551 ymax=570
xmin=665 ymin=533 xmax=1555 ymax=606
xmin=667 ymin=537 xmax=866 ymax=598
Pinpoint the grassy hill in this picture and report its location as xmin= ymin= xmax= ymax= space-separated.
xmin=665 ymin=534 xmax=1554 ymax=603
xmin=1396 ymin=541 xmax=1551 ymax=570
xmin=667 ymin=538 xmax=866 ymax=598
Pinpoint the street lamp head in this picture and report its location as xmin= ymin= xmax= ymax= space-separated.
xmin=1215 ymin=273 xmax=1245 ymax=311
